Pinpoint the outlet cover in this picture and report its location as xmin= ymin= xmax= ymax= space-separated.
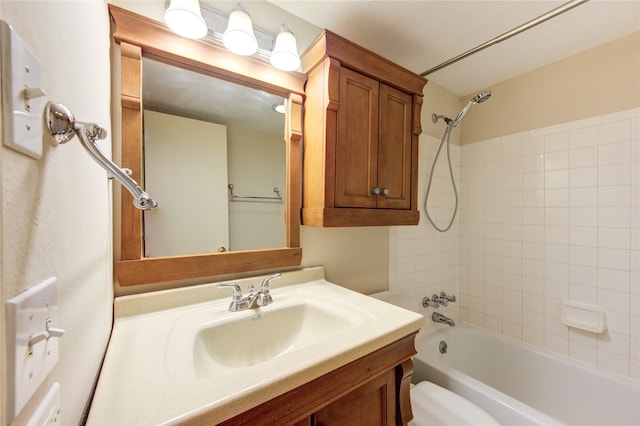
xmin=6 ymin=277 xmax=61 ymax=422
xmin=29 ymin=382 xmax=61 ymax=426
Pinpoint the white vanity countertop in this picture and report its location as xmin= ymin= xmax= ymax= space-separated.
xmin=86 ymin=267 xmax=423 ymax=425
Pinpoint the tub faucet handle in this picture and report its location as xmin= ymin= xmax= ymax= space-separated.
xmin=439 ymin=291 xmax=456 ymax=302
xmin=422 ymin=296 xmax=439 ymax=308
xmin=432 ymin=294 xmax=448 ymax=306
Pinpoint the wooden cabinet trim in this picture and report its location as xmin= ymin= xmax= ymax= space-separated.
xmin=301 ymin=30 xmax=426 ymax=96
xmin=395 ymin=359 xmax=415 ymax=426
xmin=302 ymin=207 xmax=420 ymax=227
xmin=117 ymin=248 xmax=302 ymax=286
xmin=119 ymin=42 xmax=143 ymax=261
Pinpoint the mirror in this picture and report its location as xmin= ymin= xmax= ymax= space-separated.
xmin=110 ymin=4 xmax=304 ymax=286
xmin=142 ymin=59 xmax=287 ymax=256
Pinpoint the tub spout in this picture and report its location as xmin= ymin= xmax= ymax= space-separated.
xmin=432 ymin=312 xmax=455 ymax=327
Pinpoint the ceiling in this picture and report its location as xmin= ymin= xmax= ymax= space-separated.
xmin=143 ymin=58 xmax=285 ymax=134
xmin=271 ymin=0 xmax=640 ymax=96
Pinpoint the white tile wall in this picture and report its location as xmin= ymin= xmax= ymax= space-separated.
xmin=390 ymin=108 xmax=640 ymax=381
xmin=389 ymin=133 xmax=460 ymax=335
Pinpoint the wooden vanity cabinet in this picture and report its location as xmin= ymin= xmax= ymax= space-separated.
xmin=301 ymin=30 xmax=427 ymax=227
xmin=219 ymin=333 xmax=417 ymax=426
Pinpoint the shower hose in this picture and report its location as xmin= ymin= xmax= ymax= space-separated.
xmin=423 ymin=123 xmax=458 ymax=233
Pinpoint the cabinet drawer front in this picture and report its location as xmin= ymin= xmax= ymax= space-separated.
xmin=335 ymin=68 xmax=379 ymax=208
xmin=378 ymin=84 xmax=413 ymax=210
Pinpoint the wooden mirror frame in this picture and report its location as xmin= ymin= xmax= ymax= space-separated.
xmin=110 ymin=4 xmax=304 ymax=286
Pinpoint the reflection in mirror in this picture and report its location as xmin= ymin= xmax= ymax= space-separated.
xmin=142 ymin=59 xmax=287 ymax=256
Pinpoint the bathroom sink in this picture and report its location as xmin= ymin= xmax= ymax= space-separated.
xmin=164 ymin=284 xmax=376 ymax=381
xmin=87 ymin=268 xmax=424 ymax=425
xmin=192 ymin=298 xmax=365 ymax=371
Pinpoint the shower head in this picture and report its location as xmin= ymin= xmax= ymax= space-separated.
xmin=451 ymin=90 xmax=492 ymax=127
xmin=472 ymin=90 xmax=492 ymax=104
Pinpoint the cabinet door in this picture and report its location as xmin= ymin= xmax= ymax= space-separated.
xmin=378 ymin=84 xmax=413 ymax=210
xmin=335 ymin=67 xmax=379 ymax=208
xmin=313 ymin=370 xmax=396 ymax=426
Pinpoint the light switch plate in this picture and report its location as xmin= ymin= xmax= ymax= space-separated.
xmin=6 ymin=277 xmax=61 ymax=422
xmin=1 ymin=19 xmax=45 ymax=159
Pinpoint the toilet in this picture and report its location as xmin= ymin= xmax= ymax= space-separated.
xmin=409 ymin=381 xmax=500 ymax=426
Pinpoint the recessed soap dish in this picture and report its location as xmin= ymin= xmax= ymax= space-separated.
xmin=561 ymin=300 xmax=607 ymax=334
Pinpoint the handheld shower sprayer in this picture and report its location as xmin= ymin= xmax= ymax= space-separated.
xmin=430 ymin=91 xmax=491 ymax=128
xmin=425 ymin=90 xmax=492 ymax=232
xmin=451 ymin=90 xmax=491 ymax=127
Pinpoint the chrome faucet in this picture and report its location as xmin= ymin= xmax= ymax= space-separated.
xmin=431 ymin=294 xmax=449 ymax=306
xmin=432 ymin=312 xmax=455 ymax=327
xmin=439 ymin=291 xmax=456 ymax=302
xmin=218 ymin=273 xmax=281 ymax=312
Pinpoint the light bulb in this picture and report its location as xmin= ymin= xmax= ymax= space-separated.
xmin=270 ymin=24 xmax=300 ymax=71
xmin=223 ymin=4 xmax=258 ymax=56
xmin=164 ymin=0 xmax=208 ymax=40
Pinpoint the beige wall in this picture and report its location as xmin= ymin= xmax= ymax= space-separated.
xmin=1 ymin=2 xmax=113 ymax=424
xmin=461 ymin=32 xmax=640 ymax=144
xmin=421 ymin=81 xmax=462 ymax=145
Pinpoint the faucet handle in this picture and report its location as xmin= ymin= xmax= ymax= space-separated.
xmin=422 ymin=296 xmax=439 ymax=308
xmin=439 ymin=291 xmax=456 ymax=302
xmin=218 ymin=283 xmax=250 ymax=311
xmin=261 ymin=273 xmax=281 ymax=291
xmin=432 ymin=294 xmax=448 ymax=306
xmin=219 ymin=283 xmax=243 ymax=301
xmin=259 ymin=273 xmax=280 ymax=306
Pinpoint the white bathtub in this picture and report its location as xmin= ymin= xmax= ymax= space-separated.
xmin=412 ymin=325 xmax=640 ymax=426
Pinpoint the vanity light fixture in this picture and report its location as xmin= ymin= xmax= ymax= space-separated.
xmin=164 ymin=2 xmax=300 ymax=72
xmin=223 ymin=3 xmax=258 ymax=56
xmin=163 ymin=0 xmax=208 ymax=40
xmin=270 ymin=24 xmax=301 ymax=72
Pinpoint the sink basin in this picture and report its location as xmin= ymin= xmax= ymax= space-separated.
xmin=164 ymin=285 xmax=376 ymax=381
xmin=193 ymin=299 xmax=361 ymax=370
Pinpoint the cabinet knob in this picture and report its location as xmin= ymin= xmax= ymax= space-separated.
xmin=371 ymin=187 xmax=381 ymax=195
xmin=381 ymin=188 xmax=390 ymax=196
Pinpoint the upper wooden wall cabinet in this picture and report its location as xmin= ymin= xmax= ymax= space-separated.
xmin=301 ymin=30 xmax=427 ymax=227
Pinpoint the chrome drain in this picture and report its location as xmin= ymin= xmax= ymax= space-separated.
xmin=439 ymin=340 xmax=448 ymax=354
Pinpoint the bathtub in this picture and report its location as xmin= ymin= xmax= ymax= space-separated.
xmin=412 ymin=325 xmax=640 ymax=426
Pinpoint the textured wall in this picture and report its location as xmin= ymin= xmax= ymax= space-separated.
xmin=0 ymin=2 xmax=113 ymax=424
